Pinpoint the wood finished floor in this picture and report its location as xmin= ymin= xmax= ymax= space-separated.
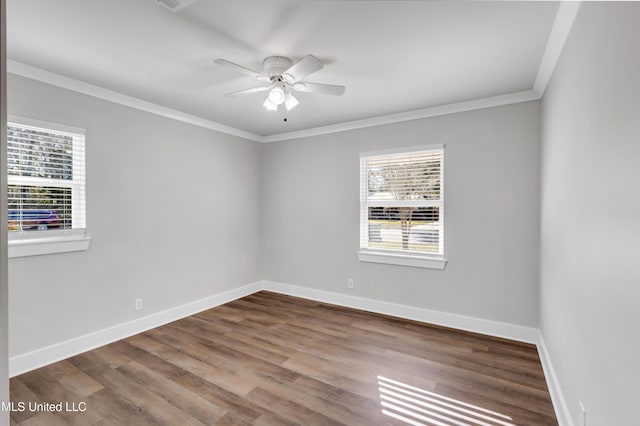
xmin=10 ymin=291 xmax=557 ymax=425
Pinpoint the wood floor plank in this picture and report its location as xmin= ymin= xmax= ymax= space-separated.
xmin=433 ymin=383 xmax=558 ymax=426
xmin=43 ymin=360 xmax=104 ymax=398
xmin=10 ymin=291 xmax=558 ymax=425
xmin=69 ymin=354 xmax=206 ymax=426
xmin=247 ymin=386 xmax=340 ymax=425
xmin=117 ymin=341 xmax=274 ymax=423
xmin=381 ymin=348 xmax=556 ymax=416
xmin=115 ymin=360 xmax=226 ymax=424
xmin=83 ymin=388 xmax=164 ymax=426
xmin=16 ymin=367 xmax=103 ymax=425
xmin=9 ymin=378 xmax=43 ymax=424
xmin=16 ymin=412 xmax=90 ymax=426
xmin=125 ymin=337 xmax=257 ymax=396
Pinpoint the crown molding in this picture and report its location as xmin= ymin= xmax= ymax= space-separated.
xmin=7 ymin=2 xmax=580 ymax=144
xmin=262 ymin=90 xmax=540 ymax=143
xmin=7 ymin=60 xmax=263 ymax=142
xmin=533 ymin=1 xmax=582 ymax=97
xmin=267 ymin=1 xmax=581 ymax=143
xmin=8 ymin=58 xmax=540 ymax=144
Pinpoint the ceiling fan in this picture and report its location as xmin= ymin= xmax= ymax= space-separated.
xmin=214 ymin=55 xmax=345 ymax=112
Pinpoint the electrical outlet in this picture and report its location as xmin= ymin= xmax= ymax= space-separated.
xmin=579 ymin=401 xmax=586 ymax=426
xmin=347 ymin=278 xmax=355 ymax=289
xmin=135 ymin=298 xmax=143 ymax=311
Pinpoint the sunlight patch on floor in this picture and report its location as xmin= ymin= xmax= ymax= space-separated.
xmin=377 ymin=376 xmax=516 ymax=426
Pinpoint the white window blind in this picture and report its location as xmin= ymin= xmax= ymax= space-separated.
xmin=360 ymin=146 xmax=444 ymax=259
xmin=7 ymin=118 xmax=86 ymax=240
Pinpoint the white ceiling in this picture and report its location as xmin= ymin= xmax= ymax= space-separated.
xmin=7 ymin=0 xmax=560 ymax=138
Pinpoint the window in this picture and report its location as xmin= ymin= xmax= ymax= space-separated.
xmin=359 ymin=145 xmax=446 ymax=269
xmin=7 ymin=116 xmax=89 ymax=257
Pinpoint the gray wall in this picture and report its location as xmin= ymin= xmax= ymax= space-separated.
xmin=262 ymin=101 xmax=541 ymax=327
xmin=540 ymin=3 xmax=640 ymax=426
xmin=1 ymin=0 xmax=10 ymax=416
xmin=7 ymin=74 xmax=262 ymax=357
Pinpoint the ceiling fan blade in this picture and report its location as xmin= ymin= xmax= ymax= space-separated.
xmin=214 ymin=59 xmax=269 ymax=82
xmin=282 ymin=55 xmax=323 ymax=83
xmin=292 ymin=82 xmax=345 ymax=96
xmin=224 ymin=86 xmax=270 ymax=97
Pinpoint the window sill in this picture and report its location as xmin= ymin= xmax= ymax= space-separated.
xmin=9 ymin=235 xmax=92 ymax=258
xmin=358 ymin=250 xmax=447 ymax=270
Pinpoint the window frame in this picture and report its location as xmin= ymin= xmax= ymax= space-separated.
xmin=7 ymin=115 xmax=90 ymax=258
xmin=358 ymin=144 xmax=447 ymax=269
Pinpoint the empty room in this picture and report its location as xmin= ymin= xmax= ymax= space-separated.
xmin=0 ymin=0 xmax=638 ymax=425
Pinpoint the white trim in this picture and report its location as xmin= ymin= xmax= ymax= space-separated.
xmin=7 ymin=277 xmax=565 ymax=423
xmin=261 ymin=280 xmax=538 ymax=344
xmin=359 ymin=156 xmax=368 ymax=249
xmin=7 ymin=60 xmax=262 ymax=143
xmin=359 ymin=144 xmax=445 ymax=158
xmin=7 ymin=117 xmax=87 ymax=250
xmin=8 ymin=235 xmax=91 ymax=258
xmin=358 ymin=251 xmax=447 ymax=270
xmin=360 ymin=200 xmax=441 ymax=209
xmin=8 ymin=114 xmax=85 ymax=136
xmin=439 ymin=146 xmax=446 ymax=255
xmin=262 ymin=90 xmax=540 ymax=142
xmin=6 ymin=3 xmax=579 ymax=144
xmin=8 ymin=59 xmax=539 ymax=144
xmin=8 ymin=281 xmax=262 ymax=377
xmin=533 ymin=1 xmax=581 ymax=96
xmin=360 ymin=146 xmax=445 ymax=261
xmin=537 ymin=331 xmax=574 ymax=426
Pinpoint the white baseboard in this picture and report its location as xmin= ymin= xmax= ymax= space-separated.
xmin=262 ymin=281 xmax=574 ymax=423
xmin=537 ymin=332 xmax=573 ymax=426
xmin=10 ymin=278 xmax=568 ymax=426
xmin=260 ymin=280 xmax=539 ymax=344
xmin=9 ymin=281 xmax=263 ymax=377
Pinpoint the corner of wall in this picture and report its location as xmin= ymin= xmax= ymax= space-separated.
xmin=537 ymin=332 xmax=574 ymax=426
xmin=0 ymin=0 xmax=11 ymax=418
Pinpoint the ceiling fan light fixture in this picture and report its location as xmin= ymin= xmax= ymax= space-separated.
xmin=263 ymin=97 xmax=278 ymax=111
xmin=285 ymin=92 xmax=299 ymax=111
xmin=268 ymin=86 xmax=285 ymax=105
xmin=215 ymin=55 xmax=345 ymax=116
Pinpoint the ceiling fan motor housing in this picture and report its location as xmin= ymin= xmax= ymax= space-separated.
xmin=263 ymin=56 xmax=294 ymax=79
